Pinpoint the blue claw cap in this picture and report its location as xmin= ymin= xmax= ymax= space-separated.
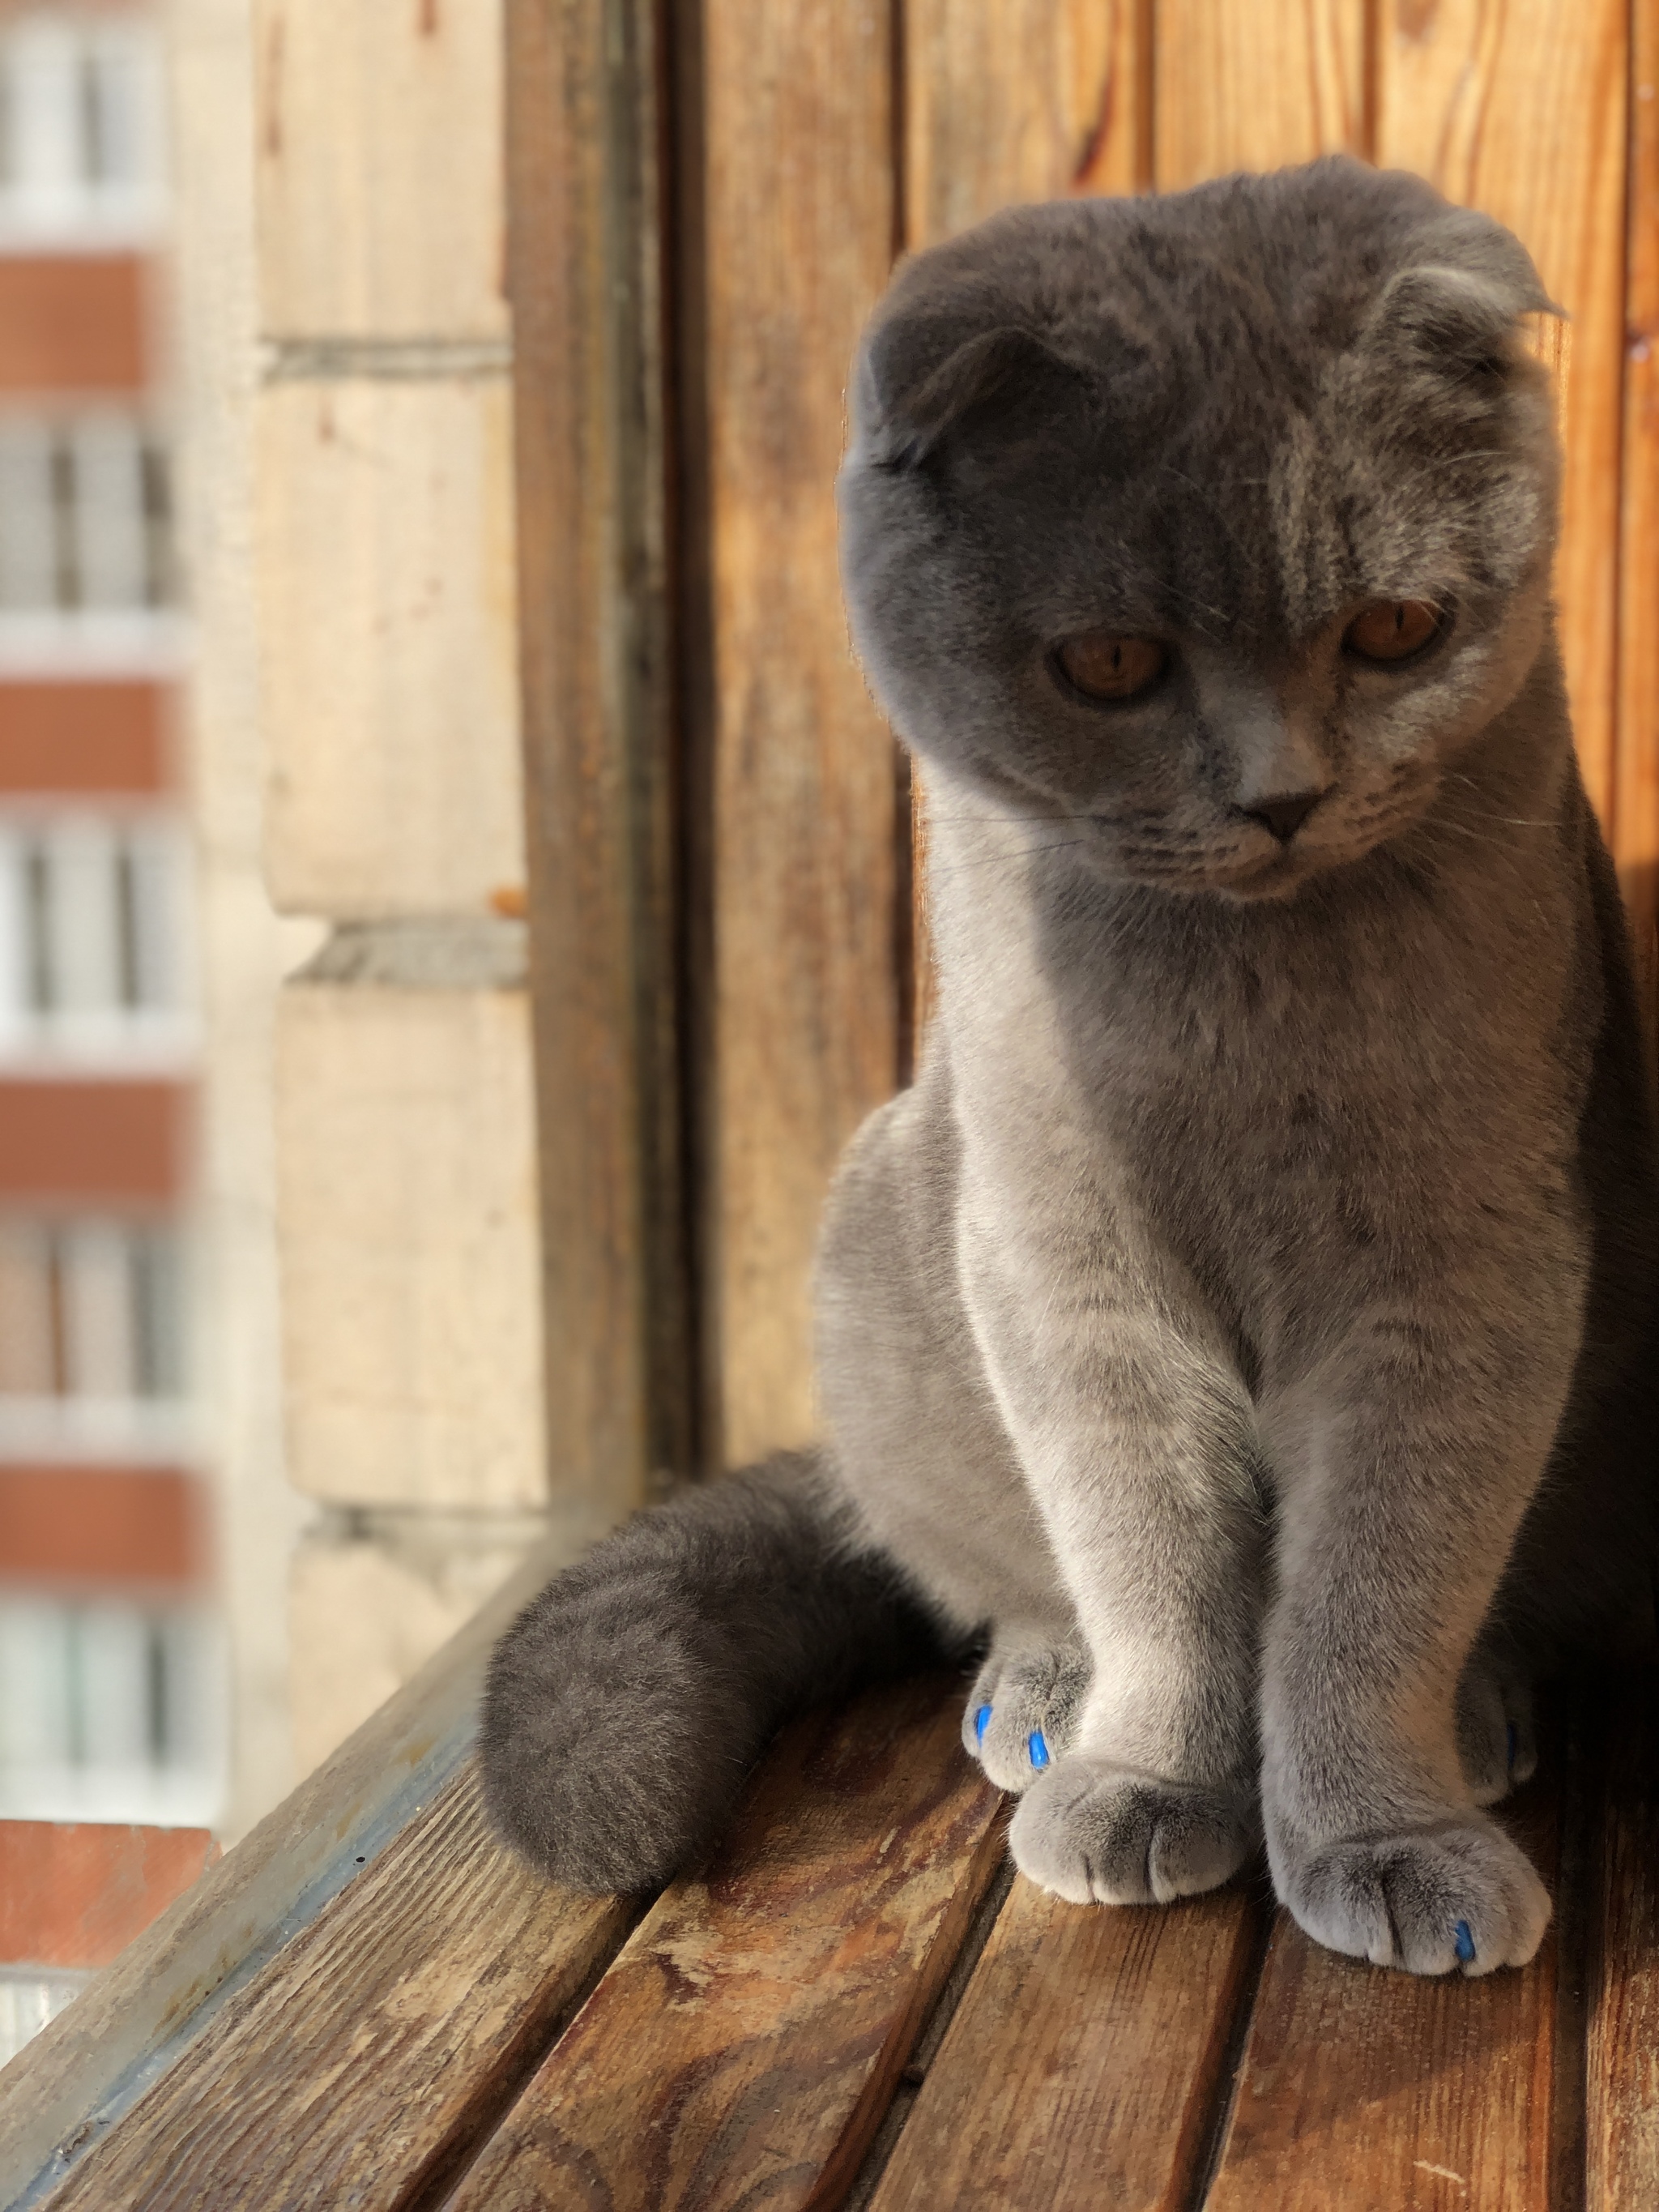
xmin=974 ymin=1704 xmax=992 ymax=1745
xmin=1507 ymin=1720 xmax=1518 ymax=1772
xmin=1028 ymin=1729 xmax=1050 ymax=1770
xmin=1454 ymin=1919 xmax=1476 ymax=1966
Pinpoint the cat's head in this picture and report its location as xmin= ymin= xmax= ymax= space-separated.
xmin=838 ymin=158 xmax=1560 ymax=901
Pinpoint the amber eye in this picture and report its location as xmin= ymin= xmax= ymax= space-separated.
xmin=1053 ymin=632 xmax=1167 ymax=702
xmin=1343 ymin=599 xmax=1445 ymax=664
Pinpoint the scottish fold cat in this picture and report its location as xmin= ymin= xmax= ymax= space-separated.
xmin=482 ymin=156 xmax=1659 ymax=1976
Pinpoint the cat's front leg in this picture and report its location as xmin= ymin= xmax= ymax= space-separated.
xmin=958 ymin=1213 xmax=1266 ymax=1905
xmin=1261 ymin=1278 xmax=1576 ymax=1976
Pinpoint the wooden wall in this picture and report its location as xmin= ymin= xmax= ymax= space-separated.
xmin=511 ymin=0 xmax=1659 ymax=1488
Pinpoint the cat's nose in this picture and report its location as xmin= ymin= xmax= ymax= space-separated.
xmin=1241 ymin=789 xmax=1326 ymax=844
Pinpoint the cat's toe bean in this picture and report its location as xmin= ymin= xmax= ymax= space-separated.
xmin=962 ymin=1642 xmax=1088 ymax=1792
xmin=1273 ymin=1815 xmax=1551 ymax=1975
xmin=1009 ymin=1756 xmax=1258 ymax=1906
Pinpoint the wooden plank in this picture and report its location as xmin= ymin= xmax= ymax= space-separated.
xmin=0 ymin=1539 xmax=562 ymax=2210
xmin=1587 ymin=1668 xmax=1659 ymax=2210
xmin=865 ymin=1876 xmax=1265 ymax=2210
xmin=1203 ymin=1776 xmax=1563 ymax=2210
xmin=506 ymin=0 xmax=690 ymax=1504
xmin=33 ymin=1764 xmax=637 ymax=2212
xmin=702 ymin=0 xmax=903 ymax=1467
xmin=1152 ymin=0 xmax=1366 ymax=189
xmin=905 ymin=0 xmax=1148 ymax=250
xmin=1375 ymin=0 xmax=1628 ymax=838
xmin=447 ymin=1676 xmax=1006 ymax=2212
xmin=254 ymin=0 xmax=510 ymax=341
xmin=1618 ymin=2 xmax=1659 ymax=1019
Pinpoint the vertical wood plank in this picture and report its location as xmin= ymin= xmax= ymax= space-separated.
xmin=446 ymin=1680 xmax=1006 ymax=2212
xmin=1152 ymin=0 xmax=1366 ymax=189
xmin=507 ymin=0 xmax=691 ymax=1509
xmin=1375 ymin=0 xmax=1628 ymax=837
xmin=905 ymin=0 xmax=1149 ymax=251
xmin=700 ymin=0 xmax=901 ymax=1467
xmin=1587 ymin=1670 xmax=1659 ymax=2211
xmin=1618 ymin=3 xmax=1659 ymax=1010
xmin=865 ymin=1878 xmax=1265 ymax=2211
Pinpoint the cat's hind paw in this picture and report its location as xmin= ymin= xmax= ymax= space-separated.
xmin=1456 ymin=1656 xmax=1537 ymax=1806
xmin=1271 ymin=1815 xmax=1550 ymax=1975
xmin=962 ymin=1639 xmax=1089 ymax=1793
xmin=1009 ymin=1756 xmax=1258 ymax=1905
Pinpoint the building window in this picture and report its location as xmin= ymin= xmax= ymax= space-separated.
xmin=0 ymin=810 xmax=191 ymax=1062
xmin=0 ymin=1595 xmax=220 ymax=1824
xmin=0 ymin=416 xmax=172 ymax=615
xmin=0 ymin=1218 xmax=186 ymax=1411
xmin=0 ymin=11 xmax=164 ymax=247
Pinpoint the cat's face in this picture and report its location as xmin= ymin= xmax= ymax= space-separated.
xmin=838 ymin=160 xmax=1559 ymax=902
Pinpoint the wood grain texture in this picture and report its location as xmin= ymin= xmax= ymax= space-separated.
xmin=1204 ymin=1784 xmax=1562 ymax=2211
xmin=866 ymin=1875 xmax=1265 ymax=2210
xmin=507 ymin=0 xmax=691 ymax=1506
xmin=1153 ymin=0 xmax=1366 ymax=188
xmin=35 ymin=1764 xmax=635 ymax=2212
xmin=447 ymin=1676 xmax=1006 ymax=2212
xmin=1618 ymin=3 xmax=1659 ymax=1017
xmin=702 ymin=0 xmax=902 ymax=1467
xmin=905 ymin=0 xmax=1147 ymax=250
xmin=1375 ymin=0 xmax=1627 ymax=835
xmin=1587 ymin=1669 xmax=1659 ymax=2210
xmin=0 ymin=1543 xmax=564 ymax=2209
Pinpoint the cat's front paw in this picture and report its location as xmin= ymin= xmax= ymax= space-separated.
xmin=962 ymin=1638 xmax=1089 ymax=1793
xmin=1009 ymin=1755 xmax=1258 ymax=1906
xmin=1456 ymin=1655 xmax=1537 ymax=1807
xmin=1271 ymin=1814 xmax=1550 ymax=1975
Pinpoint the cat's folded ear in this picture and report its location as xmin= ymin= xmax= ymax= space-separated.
xmin=1363 ymin=207 xmax=1561 ymax=376
xmin=854 ymin=318 xmax=1094 ymax=472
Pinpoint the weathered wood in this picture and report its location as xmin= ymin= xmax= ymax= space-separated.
xmin=700 ymin=0 xmax=903 ymax=1468
xmin=1375 ymin=0 xmax=1628 ymax=837
xmin=33 ymin=1765 xmax=636 ymax=2212
xmin=905 ymin=0 xmax=1147 ymax=250
xmin=866 ymin=1875 xmax=1266 ymax=2210
xmin=1587 ymin=1670 xmax=1659 ymax=2210
xmin=447 ymin=1676 xmax=1006 ymax=2212
xmin=1618 ymin=2 xmax=1659 ymax=1022
xmin=1152 ymin=0 xmax=1365 ymax=188
xmin=0 ymin=1541 xmax=566 ymax=2210
xmin=1204 ymin=1783 xmax=1563 ymax=2210
xmin=506 ymin=0 xmax=691 ymax=1505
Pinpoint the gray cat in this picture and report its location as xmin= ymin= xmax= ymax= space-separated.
xmin=482 ymin=156 xmax=1659 ymax=1977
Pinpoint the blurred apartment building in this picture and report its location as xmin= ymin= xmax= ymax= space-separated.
xmin=0 ymin=1 xmax=222 ymax=2062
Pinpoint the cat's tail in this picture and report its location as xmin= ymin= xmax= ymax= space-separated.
xmin=478 ymin=1449 xmax=949 ymax=1891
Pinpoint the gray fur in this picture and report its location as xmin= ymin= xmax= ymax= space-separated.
xmin=482 ymin=159 xmax=1657 ymax=1975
